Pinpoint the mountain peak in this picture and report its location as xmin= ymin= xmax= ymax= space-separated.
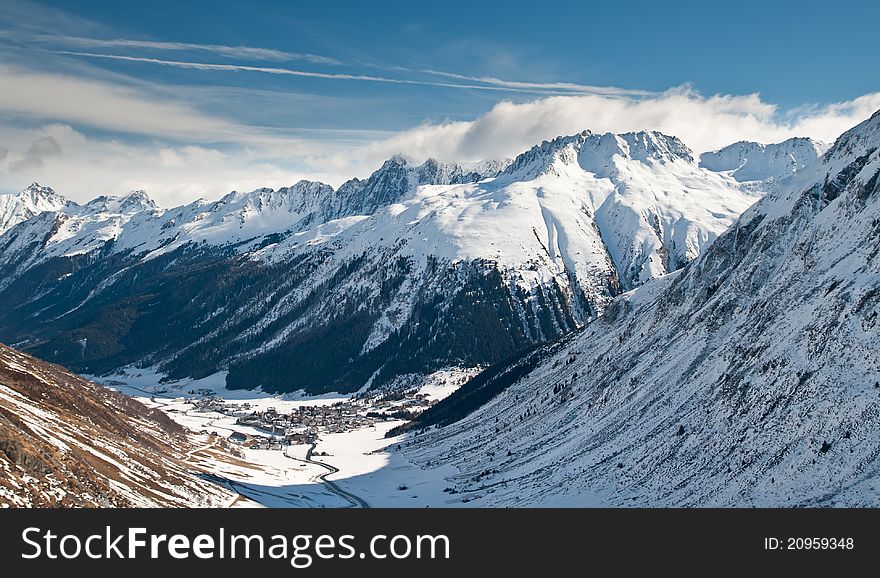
xmin=330 ymin=155 xmax=503 ymax=219
xmin=617 ymin=130 xmax=695 ymax=163
xmin=275 ymin=180 xmax=334 ymax=208
xmin=500 ymin=131 xmax=592 ymax=179
xmin=382 ymin=154 xmax=413 ymax=168
xmin=822 ymin=108 xmax=880 ymax=165
xmin=502 ymin=129 xmax=693 ymax=181
xmin=460 ymin=158 xmax=513 ymax=179
xmin=119 ymin=190 xmax=158 ymax=212
xmin=23 ymin=181 xmax=49 ymax=193
xmin=0 ymin=182 xmax=71 ymax=235
xmin=18 ymin=182 xmax=67 ymax=205
xmin=213 ymin=181 xmax=334 ymax=219
xmin=81 ymin=190 xmax=159 ymax=215
xmin=700 ymin=137 xmax=828 ymax=184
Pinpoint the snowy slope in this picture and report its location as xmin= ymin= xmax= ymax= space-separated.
xmin=0 ymin=134 xmax=757 ymax=394
xmin=0 ymin=343 xmax=237 ymax=507
xmin=256 ymin=129 xmax=758 ymax=294
xmin=399 ymin=110 xmax=880 ymax=506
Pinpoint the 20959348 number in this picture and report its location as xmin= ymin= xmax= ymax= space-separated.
xmin=764 ymin=537 xmax=854 ymax=550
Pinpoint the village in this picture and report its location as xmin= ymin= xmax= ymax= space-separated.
xmin=180 ymin=388 xmax=438 ymax=450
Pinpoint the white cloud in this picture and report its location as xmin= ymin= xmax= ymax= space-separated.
xmin=0 ymin=124 xmax=339 ymax=206
xmin=1 ymin=55 xmax=878 ymax=208
xmin=8 ymin=135 xmax=61 ymax=172
xmin=347 ymin=88 xmax=880 ymax=170
xmin=0 ymin=61 xmax=279 ymax=143
xmin=4 ymin=27 xmax=649 ymax=98
xmin=50 ymin=45 xmax=651 ymax=95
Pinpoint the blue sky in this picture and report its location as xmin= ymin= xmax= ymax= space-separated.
xmin=0 ymin=0 xmax=878 ymax=204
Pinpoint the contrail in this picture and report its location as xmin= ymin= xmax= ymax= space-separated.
xmin=56 ymin=51 xmax=642 ymax=97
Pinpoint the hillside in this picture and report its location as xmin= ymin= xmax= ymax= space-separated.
xmin=0 ymin=343 xmax=235 ymax=507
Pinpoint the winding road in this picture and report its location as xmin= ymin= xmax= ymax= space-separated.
xmin=284 ymin=443 xmax=370 ymax=508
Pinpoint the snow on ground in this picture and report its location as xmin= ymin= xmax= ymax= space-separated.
xmin=90 ymin=366 xmax=472 ymax=507
xmin=194 ymin=444 xmax=349 ymax=508
xmin=414 ymin=367 xmax=482 ymax=403
xmin=309 ymin=419 xmax=600 ymax=508
xmin=90 ymin=365 xmax=348 ymax=411
xmin=315 ymin=421 xmax=465 ymax=508
xmin=127 ymin=398 xmax=353 ymax=507
xmin=148 ymin=401 xmax=280 ymax=439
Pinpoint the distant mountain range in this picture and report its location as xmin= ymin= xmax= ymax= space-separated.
xmin=0 ymin=130 xmax=823 ymax=395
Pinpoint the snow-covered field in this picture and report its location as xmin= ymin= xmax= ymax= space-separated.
xmin=90 ymin=365 xmax=348 ymax=409
xmin=319 ymin=423 xmax=478 ymax=508
xmin=193 ymin=444 xmax=351 ymax=508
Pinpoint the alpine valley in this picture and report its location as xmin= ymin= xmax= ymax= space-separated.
xmin=6 ymin=111 xmax=879 ymax=508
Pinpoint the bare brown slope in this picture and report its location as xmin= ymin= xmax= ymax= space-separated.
xmin=0 ymin=343 xmax=233 ymax=507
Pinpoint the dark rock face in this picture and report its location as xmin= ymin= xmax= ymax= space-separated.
xmin=0 ymin=237 xmax=583 ymax=394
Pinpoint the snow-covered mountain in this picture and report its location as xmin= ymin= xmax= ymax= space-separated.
xmin=330 ymin=155 xmax=508 ymax=219
xmin=0 ymin=343 xmax=236 ymax=506
xmin=699 ymin=137 xmax=828 ymax=187
xmin=399 ymin=110 xmax=880 ymax=506
xmin=0 ymin=132 xmax=762 ymax=394
xmin=0 ymin=182 xmax=71 ymax=235
xmin=497 ymin=129 xmax=760 ymax=289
